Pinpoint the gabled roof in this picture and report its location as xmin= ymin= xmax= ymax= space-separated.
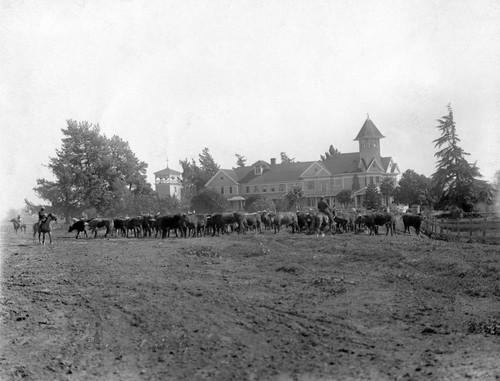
xmin=354 ymin=117 xmax=385 ymax=141
xmin=205 ymin=169 xmax=240 ymax=186
xmin=322 ymin=152 xmax=362 ymax=174
xmin=154 ymin=167 xmax=182 ymax=177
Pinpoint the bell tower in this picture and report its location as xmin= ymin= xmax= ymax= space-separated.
xmin=354 ymin=116 xmax=385 ymax=168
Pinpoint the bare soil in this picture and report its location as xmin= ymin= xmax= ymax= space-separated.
xmin=1 ymin=226 xmax=500 ymax=380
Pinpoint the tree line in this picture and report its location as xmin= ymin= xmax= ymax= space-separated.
xmin=29 ymin=106 xmax=497 ymax=221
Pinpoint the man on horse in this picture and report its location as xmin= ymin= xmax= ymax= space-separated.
xmin=38 ymin=207 xmax=47 ymax=226
xmin=317 ymin=196 xmax=334 ymax=228
xmin=17 ymin=214 xmax=22 ymax=224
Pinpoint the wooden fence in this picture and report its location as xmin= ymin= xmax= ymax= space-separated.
xmin=422 ymin=213 xmax=500 ymax=239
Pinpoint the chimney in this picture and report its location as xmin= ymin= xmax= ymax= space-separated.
xmin=271 ymin=158 xmax=276 ymax=166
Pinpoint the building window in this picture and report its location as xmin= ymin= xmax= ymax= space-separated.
xmin=306 ymin=181 xmax=315 ymax=190
xmin=229 ymin=186 xmax=233 ymax=194
xmin=320 ymin=181 xmax=328 ymax=191
xmin=370 ymin=176 xmax=374 ymax=184
xmin=279 ymin=184 xmax=285 ymax=192
xmin=376 ymin=176 xmax=380 ymax=183
xmin=262 ymin=185 xmax=267 ymax=193
xmin=308 ymin=198 xmax=316 ymax=207
xmin=221 ymin=187 xmax=224 ymax=194
xmin=246 ymin=186 xmax=250 ymax=193
xmin=270 ymin=185 xmax=275 ymax=192
xmin=254 ymin=186 xmax=259 ymax=193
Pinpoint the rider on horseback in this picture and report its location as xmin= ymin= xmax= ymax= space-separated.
xmin=38 ymin=207 xmax=47 ymax=226
xmin=17 ymin=214 xmax=22 ymax=223
xmin=317 ymin=197 xmax=334 ymax=223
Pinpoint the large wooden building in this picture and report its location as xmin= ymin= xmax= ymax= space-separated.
xmin=205 ymin=117 xmax=400 ymax=210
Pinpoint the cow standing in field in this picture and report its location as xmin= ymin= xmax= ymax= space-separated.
xmin=113 ymin=218 xmax=127 ymax=237
xmin=273 ymin=212 xmax=299 ymax=233
xmin=210 ymin=212 xmax=237 ymax=236
xmin=157 ymin=214 xmax=183 ymax=238
xmin=182 ymin=213 xmax=208 ymax=238
xmin=68 ymin=219 xmax=88 ymax=239
xmin=125 ymin=216 xmax=142 ymax=237
xmin=402 ymin=213 xmax=423 ymax=236
xmin=355 ymin=212 xmax=396 ymax=236
xmin=260 ymin=211 xmax=273 ymax=231
xmin=296 ymin=211 xmax=313 ymax=233
xmin=141 ymin=214 xmax=156 ymax=238
xmin=87 ymin=218 xmax=112 ymax=238
xmin=333 ymin=216 xmax=349 ymax=233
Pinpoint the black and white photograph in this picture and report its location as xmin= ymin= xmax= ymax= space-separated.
xmin=1 ymin=1 xmax=500 ymax=380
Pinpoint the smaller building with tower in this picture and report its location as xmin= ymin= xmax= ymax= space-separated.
xmin=154 ymin=166 xmax=183 ymax=201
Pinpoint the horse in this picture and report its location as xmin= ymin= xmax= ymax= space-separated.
xmin=33 ymin=214 xmax=58 ymax=245
xmin=10 ymin=219 xmax=26 ymax=234
xmin=310 ymin=211 xmax=334 ymax=237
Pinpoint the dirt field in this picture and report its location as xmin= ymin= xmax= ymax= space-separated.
xmin=1 ymin=225 xmax=500 ymax=380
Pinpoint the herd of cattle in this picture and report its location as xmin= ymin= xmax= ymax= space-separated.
xmin=67 ymin=210 xmax=424 ymax=239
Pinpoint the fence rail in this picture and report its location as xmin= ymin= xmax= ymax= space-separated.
xmin=423 ymin=214 xmax=500 ymax=239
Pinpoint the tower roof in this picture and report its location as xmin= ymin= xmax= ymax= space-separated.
xmin=354 ymin=117 xmax=385 ymax=141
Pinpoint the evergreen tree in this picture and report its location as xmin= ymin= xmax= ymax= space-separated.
xmin=320 ymin=145 xmax=341 ymax=161
xmin=431 ymin=105 xmax=482 ymax=210
xmin=363 ymin=183 xmax=381 ymax=210
xmin=280 ymin=152 xmax=295 ymax=164
xmin=180 ymin=148 xmax=220 ymax=206
xmin=235 ymin=154 xmax=247 ymax=167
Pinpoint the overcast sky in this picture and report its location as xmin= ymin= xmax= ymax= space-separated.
xmin=1 ymin=0 xmax=499 ymax=217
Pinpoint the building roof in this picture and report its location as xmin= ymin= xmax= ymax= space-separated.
xmin=353 ymin=117 xmax=385 ymax=141
xmin=322 ymin=152 xmax=362 ymax=174
xmin=154 ymin=167 xmax=182 ymax=177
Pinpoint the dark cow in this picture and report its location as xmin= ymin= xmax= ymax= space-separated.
xmin=296 ymin=211 xmax=313 ymax=233
xmin=273 ymin=212 xmax=299 ymax=233
xmin=210 ymin=212 xmax=237 ymax=236
xmin=355 ymin=212 xmax=396 ymax=236
xmin=141 ymin=215 xmax=156 ymax=238
xmin=333 ymin=216 xmax=349 ymax=233
xmin=402 ymin=213 xmax=423 ymax=236
xmin=68 ymin=219 xmax=88 ymax=239
xmin=157 ymin=214 xmax=183 ymax=238
xmin=87 ymin=218 xmax=112 ymax=238
xmin=260 ymin=211 xmax=274 ymax=230
xmin=113 ymin=218 xmax=127 ymax=237
xmin=125 ymin=216 xmax=143 ymax=237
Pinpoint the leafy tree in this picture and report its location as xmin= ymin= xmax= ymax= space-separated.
xmin=180 ymin=148 xmax=220 ymax=198
xmin=280 ymin=152 xmax=295 ymax=164
xmin=244 ymin=194 xmax=275 ymax=212
xmin=393 ymin=169 xmax=433 ymax=207
xmin=284 ymin=185 xmax=304 ymax=210
xmin=379 ymin=178 xmax=395 ymax=206
xmin=235 ymin=154 xmax=247 ymax=167
xmin=190 ymin=189 xmax=228 ymax=213
xmin=363 ymin=183 xmax=381 ymax=210
xmin=336 ymin=189 xmax=352 ymax=209
xmin=33 ymin=120 xmax=150 ymax=221
xmin=431 ymin=105 xmax=483 ymax=210
xmin=320 ymin=145 xmax=341 ymax=161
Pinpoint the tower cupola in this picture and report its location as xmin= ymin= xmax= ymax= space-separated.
xmin=354 ymin=116 xmax=385 ymax=168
